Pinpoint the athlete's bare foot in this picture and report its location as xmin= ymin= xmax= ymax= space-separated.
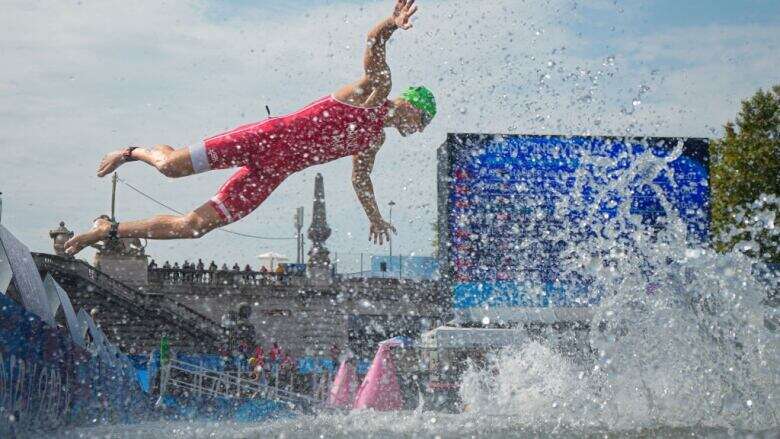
xmin=65 ymin=218 xmax=112 ymax=256
xmin=97 ymin=149 xmax=130 ymax=177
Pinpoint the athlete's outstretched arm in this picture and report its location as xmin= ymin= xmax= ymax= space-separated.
xmin=352 ymin=146 xmax=396 ymax=245
xmin=362 ymin=1 xmax=418 ymax=94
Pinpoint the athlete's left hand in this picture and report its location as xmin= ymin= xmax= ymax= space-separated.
xmin=392 ymin=0 xmax=418 ymax=30
xmin=369 ymin=218 xmax=397 ymax=245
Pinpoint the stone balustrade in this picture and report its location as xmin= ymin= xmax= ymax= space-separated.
xmin=147 ymin=266 xmax=442 ymax=293
xmin=148 ymin=267 xmax=304 ymax=287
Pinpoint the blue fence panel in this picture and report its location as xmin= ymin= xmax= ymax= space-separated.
xmin=0 ymin=293 xmax=152 ymax=434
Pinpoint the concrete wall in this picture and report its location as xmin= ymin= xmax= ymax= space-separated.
xmin=152 ymin=281 xmax=447 ymax=356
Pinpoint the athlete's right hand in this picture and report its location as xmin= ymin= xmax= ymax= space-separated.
xmin=391 ymin=0 xmax=418 ymax=30
xmin=369 ymin=218 xmax=397 ymax=245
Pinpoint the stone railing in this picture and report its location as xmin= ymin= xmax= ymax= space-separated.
xmin=148 ymin=268 xmax=305 ymax=287
xmin=148 ymin=267 xmax=442 ymax=291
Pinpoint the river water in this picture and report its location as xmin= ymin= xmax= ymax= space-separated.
xmin=60 ymin=415 xmax=779 ymax=438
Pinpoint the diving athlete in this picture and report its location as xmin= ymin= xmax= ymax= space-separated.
xmin=65 ymin=0 xmax=436 ymax=256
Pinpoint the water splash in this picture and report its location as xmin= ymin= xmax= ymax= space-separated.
xmin=459 ymin=141 xmax=780 ymax=431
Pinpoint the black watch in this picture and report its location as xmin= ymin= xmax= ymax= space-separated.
xmin=108 ymin=222 xmax=119 ymax=240
xmin=123 ymin=146 xmax=139 ymax=162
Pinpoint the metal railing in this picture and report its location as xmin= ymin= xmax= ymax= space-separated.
xmin=159 ymin=357 xmax=324 ymax=413
xmin=32 ymin=253 xmax=226 ymax=345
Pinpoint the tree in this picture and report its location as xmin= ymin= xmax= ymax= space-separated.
xmin=711 ymin=85 xmax=780 ymax=263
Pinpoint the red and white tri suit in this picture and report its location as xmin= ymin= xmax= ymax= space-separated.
xmin=189 ymin=95 xmax=390 ymax=223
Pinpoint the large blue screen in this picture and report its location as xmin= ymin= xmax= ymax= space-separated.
xmin=438 ymin=134 xmax=710 ymax=311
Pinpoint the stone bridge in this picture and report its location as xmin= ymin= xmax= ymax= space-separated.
xmin=143 ymin=268 xmax=449 ymax=357
xmin=31 ymin=254 xmax=449 ymax=356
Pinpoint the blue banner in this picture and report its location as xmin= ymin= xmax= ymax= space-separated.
xmin=0 ymin=293 xmax=151 ymax=434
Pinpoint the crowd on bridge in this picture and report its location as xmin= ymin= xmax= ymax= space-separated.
xmin=147 ymin=258 xmax=306 ymax=286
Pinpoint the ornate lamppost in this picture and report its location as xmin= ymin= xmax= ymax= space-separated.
xmin=307 ymin=173 xmax=332 ymax=284
xmin=49 ymin=221 xmax=74 ymax=257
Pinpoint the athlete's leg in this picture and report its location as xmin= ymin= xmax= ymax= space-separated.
xmin=64 ymin=201 xmax=226 ymax=256
xmin=97 ymin=117 xmax=272 ymax=178
xmin=207 ymin=165 xmax=290 ymax=223
xmin=97 ymin=145 xmax=195 ymax=178
xmin=66 ymin=163 xmax=290 ymax=255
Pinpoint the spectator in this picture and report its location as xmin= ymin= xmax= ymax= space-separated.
xmin=206 ymin=260 xmax=217 ymax=284
xmin=275 ymin=264 xmax=286 ymax=284
xmin=269 ymin=342 xmax=282 ymax=364
xmin=249 ymin=356 xmax=267 ymax=383
xmin=242 ymin=264 xmax=254 ymax=284
xmin=148 ymin=259 xmax=157 ymax=269
xmin=237 ymin=339 xmax=249 ymax=355
xmin=232 ymin=262 xmax=241 ymax=271
xmin=221 ymin=263 xmax=229 ymax=271
xmin=173 ymin=262 xmax=180 ymax=283
xmin=329 ymin=343 xmax=340 ymax=363
xmin=253 ymin=345 xmax=265 ymax=368
xmin=281 ymin=353 xmax=296 ymax=385
xmin=257 ymin=265 xmax=269 ymax=284
xmin=163 ymin=260 xmax=171 ymax=269
xmin=194 ymin=258 xmax=204 ymax=282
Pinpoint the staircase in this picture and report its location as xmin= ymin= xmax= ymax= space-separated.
xmin=33 ymin=253 xmax=226 ymax=353
xmin=287 ymin=306 xmax=346 ymax=355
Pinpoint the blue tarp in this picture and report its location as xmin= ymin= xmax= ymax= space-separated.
xmin=357 ymin=359 xmax=371 ymax=375
xmin=297 ymin=357 xmax=336 ymax=374
xmin=160 ymin=395 xmax=292 ymax=423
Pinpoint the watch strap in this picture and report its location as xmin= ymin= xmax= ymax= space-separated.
xmin=107 ymin=221 xmax=119 ymax=240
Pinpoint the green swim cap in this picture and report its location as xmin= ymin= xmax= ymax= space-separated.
xmin=401 ymin=86 xmax=437 ymax=121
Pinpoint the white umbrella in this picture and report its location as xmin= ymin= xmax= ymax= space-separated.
xmin=257 ymin=252 xmax=289 ymax=270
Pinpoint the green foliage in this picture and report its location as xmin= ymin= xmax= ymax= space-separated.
xmin=711 ymin=85 xmax=780 ymax=263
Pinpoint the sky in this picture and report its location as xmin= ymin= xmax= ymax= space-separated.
xmin=1 ymin=0 xmax=778 ymax=272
